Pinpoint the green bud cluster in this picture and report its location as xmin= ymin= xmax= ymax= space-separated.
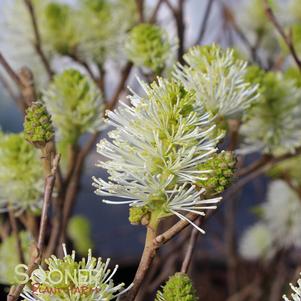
xmin=156 ymin=273 xmax=198 ymax=301
xmin=197 ymin=151 xmax=236 ymax=196
xmin=24 ymin=102 xmax=54 ymax=148
xmin=125 ymin=23 xmax=172 ymax=72
xmin=129 ymin=206 xmax=150 ymax=225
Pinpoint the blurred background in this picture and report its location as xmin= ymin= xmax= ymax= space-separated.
xmin=1 ymin=0 xmax=301 ymax=300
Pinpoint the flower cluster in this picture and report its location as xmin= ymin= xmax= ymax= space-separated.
xmin=240 ymin=180 xmax=301 ymax=261
xmin=77 ymin=0 xmax=137 ymax=64
xmin=93 ymin=78 xmax=223 ymax=233
xmin=0 ymin=132 xmax=44 ymax=214
xmin=155 ymin=273 xmax=198 ymax=301
xmin=21 ymin=244 xmax=132 ymax=301
xmin=125 ymin=23 xmax=173 ymax=72
xmin=174 ymin=44 xmax=259 ymax=119
xmin=40 ymin=1 xmax=78 ymax=56
xmin=283 ymin=274 xmax=301 ymax=301
xmin=0 ymin=231 xmax=31 ymax=285
xmin=240 ymin=71 xmax=301 ymax=155
xmin=43 ymin=69 xmax=105 ymax=144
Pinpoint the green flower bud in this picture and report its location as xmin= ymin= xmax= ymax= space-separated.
xmin=43 ymin=69 xmax=105 ymax=144
xmin=67 ymin=215 xmax=94 ymax=255
xmin=156 ymin=272 xmax=198 ymax=301
xmin=125 ymin=23 xmax=172 ymax=72
xmin=196 ymin=151 xmax=237 ymax=196
xmin=24 ymin=102 xmax=54 ymax=148
xmin=0 ymin=231 xmax=31 ymax=285
xmin=129 ymin=206 xmax=150 ymax=225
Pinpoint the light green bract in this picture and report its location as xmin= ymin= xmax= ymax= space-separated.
xmin=0 ymin=132 xmax=44 ymax=214
xmin=155 ymin=273 xmax=198 ymax=301
xmin=93 ymin=78 xmax=223 ymax=233
xmin=174 ymin=44 xmax=259 ymax=119
xmin=43 ymin=69 xmax=105 ymax=144
xmin=240 ymin=71 xmax=301 ymax=155
xmin=21 ymin=244 xmax=132 ymax=301
xmin=0 ymin=231 xmax=31 ymax=285
xmin=125 ymin=23 xmax=172 ymax=72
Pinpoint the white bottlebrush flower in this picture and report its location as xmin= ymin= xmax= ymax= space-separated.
xmin=173 ymin=44 xmax=259 ymax=119
xmin=263 ymin=180 xmax=301 ymax=249
xmin=283 ymin=275 xmax=301 ymax=301
xmin=239 ymin=222 xmax=274 ymax=261
xmin=21 ymin=244 xmax=132 ymax=301
xmin=93 ymin=78 xmax=224 ymax=233
xmin=240 ymin=72 xmax=301 ymax=155
xmin=0 ymin=132 xmax=44 ymax=214
xmin=43 ymin=69 xmax=105 ymax=144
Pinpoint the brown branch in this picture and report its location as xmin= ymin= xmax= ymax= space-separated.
xmin=149 ymin=0 xmax=164 ymax=23
xmin=68 ymin=53 xmax=98 ymax=84
xmin=120 ymin=219 xmax=159 ymax=301
xmin=107 ymin=62 xmax=133 ymax=110
xmin=18 ymin=67 xmax=37 ymax=106
xmin=0 ymin=53 xmax=37 ymax=108
xmin=7 ymin=154 xmax=60 ymax=301
xmin=180 ymin=218 xmax=201 ymax=273
xmin=0 ymin=73 xmax=22 ymax=108
xmin=222 ymin=4 xmax=261 ymax=64
xmin=8 ymin=208 xmax=25 ymax=265
xmin=23 ymin=0 xmax=54 ymax=78
xmin=165 ymin=0 xmax=186 ymax=63
xmin=0 ymin=52 xmax=23 ymax=88
xmin=136 ymin=0 xmax=144 ymax=22
xmin=263 ymin=0 xmax=301 ymax=71
xmin=196 ymin=0 xmax=214 ymax=44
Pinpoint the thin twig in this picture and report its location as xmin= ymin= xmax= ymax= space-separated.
xmin=136 ymin=0 xmax=144 ymax=22
xmin=107 ymin=62 xmax=133 ymax=110
xmin=0 ymin=52 xmax=23 ymax=88
xmin=149 ymin=0 xmax=164 ymax=23
xmin=7 ymin=154 xmax=60 ymax=301
xmin=23 ymin=0 xmax=54 ymax=78
xmin=196 ymin=0 xmax=214 ymax=44
xmin=180 ymin=218 xmax=201 ymax=273
xmin=8 ymin=208 xmax=25 ymax=265
xmin=0 ymin=73 xmax=22 ymax=108
xmin=263 ymin=0 xmax=301 ymax=71
xmin=120 ymin=218 xmax=159 ymax=301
